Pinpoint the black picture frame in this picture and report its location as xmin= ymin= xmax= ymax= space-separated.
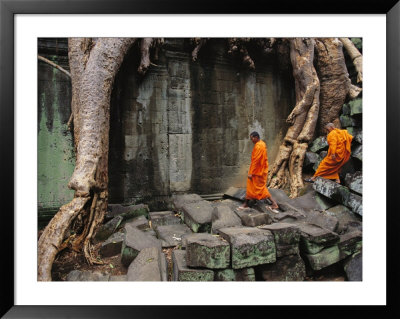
xmin=1 ymin=0 xmax=399 ymax=317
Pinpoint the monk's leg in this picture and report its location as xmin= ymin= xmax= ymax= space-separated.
xmin=267 ymin=196 xmax=279 ymax=210
xmin=239 ymin=199 xmax=250 ymax=209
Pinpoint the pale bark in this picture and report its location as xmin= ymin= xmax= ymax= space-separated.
xmin=315 ymin=38 xmax=362 ymax=133
xmin=268 ymin=38 xmax=320 ymax=197
xmin=138 ymin=38 xmax=153 ymax=75
xmin=191 ymin=38 xmax=207 ymax=61
xmin=37 ymin=37 xmax=135 ymax=281
xmin=339 ymin=37 xmax=363 ymax=83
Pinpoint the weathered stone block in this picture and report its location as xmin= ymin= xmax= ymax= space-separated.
xmin=290 ymin=190 xmax=336 ymax=212
xmin=309 ymin=136 xmax=328 ymax=153
xmin=348 ymin=98 xmax=362 ymax=115
xmin=344 ymin=171 xmax=362 ymax=195
xmin=185 ymin=233 xmax=230 ymax=269
xmin=346 ymin=193 xmax=363 ymax=216
xmin=109 ymin=275 xmax=127 ymax=281
xmin=304 ymin=151 xmax=321 ymax=168
xmin=215 ymin=268 xmax=255 ymax=281
xmin=304 ymin=210 xmax=339 ymax=233
xmin=338 ymin=231 xmax=362 ymax=259
xmin=304 ymin=245 xmax=341 ymax=271
xmin=342 ymin=102 xmax=350 ymax=115
xmin=346 ymin=127 xmax=362 ymax=144
xmin=255 ymin=253 xmax=306 ymax=281
xmin=172 ymin=250 xmax=214 ymax=281
xmin=343 ymin=252 xmax=362 ymax=281
xmin=127 ymin=247 xmax=168 ymax=281
xmin=66 ymin=270 xmax=110 ymax=281
xmin=106 ymin=203 xmax=150 ymax=221
xmin=121 ymin=224 xmax=162 ymax=267
xmin=211 ymin=205 xmax=242 ymax=234
xmin=154 ymin=223 xmax=193 ymax=247
xmin=325 ymin=205 xmax=362 ymax=234
xmin=352 ymin=144 xmax=362 ymax=161
xmin=171 ymin=193 xmax=203 ymax=212
xmin=181 ymin=201 xmax=213 ymax=233
xmin=100 ymin=231 xmax=125 ymax=258
xmin=218 ymin=227 xmax=276 ymax=269
xmin=124 ymin=215 xmax=149 ymax=230
xmin=340 ymin=115 xmax=357 ymax=127
xmin=313 ymin=178 xmax=351 ymax=207
xmin=298 ymin=223 xmax=340 ymax=254
xmin=149 ymin=211 xmax=181 ymax=228
xmin=223 ymin=187 xmax=246 ymax=201
xmin=259 ymin=223 xmax=300 ymax=257
xmin=95 ymin=215 xmax=124 ymax=242
xmin=234 ymin=207 xmax=272 ymax=227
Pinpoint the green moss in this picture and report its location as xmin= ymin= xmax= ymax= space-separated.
xmin=232 ymin=241 xmax=276 ymax=269
xmin=121 ymin=245 xmax=139 ymax=267
xmin=179 ymin=270 xmax=214 ymax=281
xmin=38 ymin=69 xmax=75 ymax=210
xmin=215 ymin=269 xmax=236 ymax=281
xmin=305 ymin=245 xmax=340 ymax=271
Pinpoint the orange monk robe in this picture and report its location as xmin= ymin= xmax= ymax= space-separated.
xmin=313 ymin=128 xmax=353 ymax=180
xmin=246 ymin=140 xmax=272 ymax=200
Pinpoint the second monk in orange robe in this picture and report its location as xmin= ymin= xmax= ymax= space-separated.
xmin=239 ymin=131 xmax=279 ymax=211
xmin=308 ymin=123 xmax=353 ymax=183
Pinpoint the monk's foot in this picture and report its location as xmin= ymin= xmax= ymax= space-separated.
xmin=335 ymin=179 xmax=340 ymax=183
xmin=266 ymin=206 xmax=280 ymax=214
xmin=238 ymin=204 xmax=249 ymax=210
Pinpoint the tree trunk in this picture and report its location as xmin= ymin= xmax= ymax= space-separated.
xmin=315 ymin=38 xmax=362 ymax=134
xmin=37 ymin=37 xmax=135 ymax=281
xmin=339 ymin=37 xmax=363 ymax=83
xmin=268 ymin=38 xmax=320 ymax=198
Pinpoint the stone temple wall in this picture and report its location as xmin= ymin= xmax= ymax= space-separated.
xmin=38 ymin=38 xmax=295 ymax=216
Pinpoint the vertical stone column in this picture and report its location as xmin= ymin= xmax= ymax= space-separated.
xmin=167 ymin=55 xmax=193 ymax=192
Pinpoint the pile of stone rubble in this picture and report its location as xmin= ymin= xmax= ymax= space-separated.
xmin=66 ymin=183 xmax=362 ymax=282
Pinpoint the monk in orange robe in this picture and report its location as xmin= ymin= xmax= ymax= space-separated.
xmin=239 ymin=131 xmax=279 ymax=211
xmin=306 ymin=123 xmax=353 ymax=183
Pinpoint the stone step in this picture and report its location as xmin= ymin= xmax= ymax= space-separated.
xmin=211 ymin=205 xmax=243 ymax=234
xmin=215 ymin=268 xmax=255 ymax=281
xmin=172 ymin=249 xmax=214 ymax=281
xmin=297 ymin=223 xmax=340 ymax=254
xmin=234 ymin=207 xmax=272 ymax=227
xmin=171 ymin=193 xmax=203 ymax=212
xmin=127 ymin=247 xmax=168 ymax=281
xmin=180 ymin=200 xmax=214 ymax=233
xmin=66 ymin=270 xmax=110 ymax=281
xmin=149 ymin=211 xmax=181 ymax=228
xmin=154 ymin=223 xmax=193 ymax=248
xmin=218 ymin=226 xmax=276 ymax=269
xmin=185 ymin=233 xmax=231 ymax=269
xmin=255 ymin=253 xmax=306 ymax=281
xmin=259 ymin=223 xmax=301 ymax=257
xmin=303 ymin=245 xmax=341 ymax=271
xmin=121 ymin=223 xmax=162 ymax=267
xmin=223 ymin=187 xmax=246 ymax=201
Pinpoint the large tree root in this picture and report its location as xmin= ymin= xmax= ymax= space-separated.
xmin=268 ymin=38 xmax=320 ymax=197
xmin=37 ymin=197 xmax=89 ymax=281
xmin=339 ymin=37 xmax=363 ymax=83
xmin=38 ymin=38 xmax=136 ymax=281
xmin=315 ymin=38 xmax=362 ymax=133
